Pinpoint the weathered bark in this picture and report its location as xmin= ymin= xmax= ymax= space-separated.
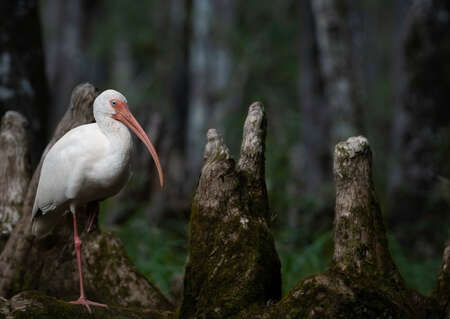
xmin=435 ymin=241 xmax=450 ymax=318
xmin=238 ymin=136 xmax=436 ymax=319
xmin=332 ymin=137 xmax=400 ymax=278
xmin=388 ymin=0 xmax=450 ymax=255
xmin=0 ymin=0 xmax=50 ymax=164
xmin=180 ymin=102 xmax=281 ymax=319
xmin=311 ymin=0 xmax=364 ymax=143
xmin=237 ymin=103 xmax=269 ymax=222
xmin=0 ymin=112 xmax=31 ymax=252
xmin=0 ymin=83 xmax=173 ymax=314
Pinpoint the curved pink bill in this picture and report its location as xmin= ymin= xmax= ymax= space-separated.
xmin=113 ymin=102 xmax=164 ymax=187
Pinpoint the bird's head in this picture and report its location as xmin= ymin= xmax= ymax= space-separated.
xmin=94 ymin=89 xmax=164 ymax=187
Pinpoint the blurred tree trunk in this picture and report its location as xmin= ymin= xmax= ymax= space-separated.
xmin=104 ymin=0 xmax=195 ymax=226
xmin=187 ymin=0 xmax=236 ymax=189
xmin=145 ymin=0 xmax=194 ymax=223
xmin=288 ymin=0 xmax=331 ymax=228
xmin=102 ymin=0 xmax=240 ymax=227
xmin=388 ymin=0 xmax=450 ymax=256
xmin=0 ymin=0 xmax=50 ymax=165
xmin=389 ymin=0 xmax=412 ymax=192
xmin=40 ymin=0 xmax=84 ymax=130
xmin=297 ymin=0 xmax=329 ymax=196
xmin=311 ymin=0 xmax=364 ymax=144
xmin=187 ymin=0 xmax=212 ymax=178
xmin=391 ymin=0 xmax=411 ymax=110
xmin=102 ymin=27 xmax=141 ymax=225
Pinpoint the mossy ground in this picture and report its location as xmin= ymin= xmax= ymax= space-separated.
xmin=3 ymin=291 xmax=173 ymax=319
xmin=233 ymin=269 xmax=432 ymax=319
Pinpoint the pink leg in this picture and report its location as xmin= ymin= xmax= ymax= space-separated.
xmin=69 ymin=209 xmax=108 ymax=313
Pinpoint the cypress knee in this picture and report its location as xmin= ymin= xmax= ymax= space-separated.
xmin=180 ymin=102 xmax=281 ymax=319
xmin=0 ymin=111 xmax=31 ymax=252
xmin=243 ymin=136 xmax=432 ymax=319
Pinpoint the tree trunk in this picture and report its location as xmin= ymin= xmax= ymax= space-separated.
xmin=0 ymin=83 xmax=173 ymax=314
xmin=104 ymin=0 xmax=194 ymax=226
xmin=297 ymin=0 xmax=329 ymax=196
xmin=388 ymin=0 xmax=411 ymax=201
xmin=40 ymin=0 xmax=85 ymax=129
xmin=288 ymin=0 xmax=332 ymax=228
xmin=0 ymin=0 xmax=50 ymax=165
xmin=143 ymin=0 xmax=194 ymax=224
xmin=180 ymin=102 xmax=281 ymax=319
xmin=187 ymin=0 xmax=236 ymax=191
xmin=187 ymin=0 xmax=213 ymax=182
xmin=388 ymin=0 xmax=450 ymax=256
xmin=0 ymin=112 xmax=31 ymax=252
xmin=311 ymin=0 xmax=364 ymax=144
xmin=332 ymin=137 xmax=401 ymax=278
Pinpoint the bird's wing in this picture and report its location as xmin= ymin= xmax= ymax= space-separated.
xmin=32 ymin=123 xmax=108 ymax=218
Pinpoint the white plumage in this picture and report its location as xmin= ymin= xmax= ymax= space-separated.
xmin=31 ymin=121 xmax=131 ymax=235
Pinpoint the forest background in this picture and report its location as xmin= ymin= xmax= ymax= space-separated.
xmin=1 ymin=0 xmax=449 ymax=301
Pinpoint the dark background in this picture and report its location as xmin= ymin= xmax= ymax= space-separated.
xmin=1 ymin=0 xmax=449 ymax=299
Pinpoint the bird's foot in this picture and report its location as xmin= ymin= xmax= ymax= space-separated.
xmin=69 ymin=296 xmax=108 ymax=313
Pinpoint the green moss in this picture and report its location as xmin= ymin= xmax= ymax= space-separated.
xmin=6 ymin=291 xmax=172 ymax=319
xmin=230 ymin=259 xmax=441 ymax=319
xmin=180 ymin=164 xmax=281 ymax=318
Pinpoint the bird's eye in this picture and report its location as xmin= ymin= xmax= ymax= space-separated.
xmin=111 ymin=101 xmax=116 ymax=105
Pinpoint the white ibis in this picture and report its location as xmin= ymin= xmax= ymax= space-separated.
xmin=31 ymin=89 xmax=163 ymax=312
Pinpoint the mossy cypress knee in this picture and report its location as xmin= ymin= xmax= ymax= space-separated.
xmin=180 ymin=102 xmax=281 ymax=319
xmin=238 ymin=136 xmax=439 ymax=319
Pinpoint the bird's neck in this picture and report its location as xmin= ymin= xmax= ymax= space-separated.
xmin=97 ymin=116 xmax=132 ymax=152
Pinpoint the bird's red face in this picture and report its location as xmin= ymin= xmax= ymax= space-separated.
xmin=110 ymin=98 xmax=164 ymax=187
